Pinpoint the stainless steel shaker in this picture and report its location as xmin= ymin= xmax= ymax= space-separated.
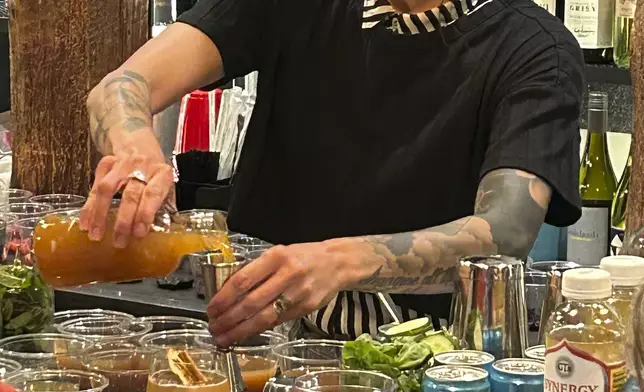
xmin=532 ymin=261 xmax=581 ymax=345
xmin=449 ymin=255 xmax=528 ymax=359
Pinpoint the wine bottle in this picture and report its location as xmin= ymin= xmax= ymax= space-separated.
xmin=534 ymin=0 xmax=558 ymax=16
xmin=564 ymin=0 xmax=616 ymax=63
xmin=613 ymin=0 xmax=636 ymax=67
xmin=567 ymin=92 xmax=617 ymax=265
xmin=610 ymin=145 xmax=631 ymax=255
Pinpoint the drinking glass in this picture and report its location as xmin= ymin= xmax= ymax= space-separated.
xmin=136 ymin=316 xmax=208 ymax=333
xmin=272 ymin=340 xmax=345 ymax=377
xmin=0 ymin=358 xmax=20 ymax=380
xmin=6 ymin=369 xmax=108 ymax=392
xmin=147 ymin=348 xmax=229 ymax=392
xmin=7 ymin=217 xmax=39 ymax=263
xmin=0 ymin=333 xmax=95 ymax=370
xmin=83 ymin=348 xmax=155 ymax=392
xmin=30 ymin=194 xmax=87 ymax=211
xmin=57 ymin=318 xmax=152 ymax=348
xmin=0 ymin=212 xmax=17 ymax=263
xmin=139 ymin=329 xmax=212 ymax=351
xmin=0 ymin=189 xmax=34 ymax=206
xmin=53 ymin=309 xmax=135 ymax=327
xmin=5 ymin=202 xmax=53 ymax=219
xmin=293 ymin=370 xmax=397 ymax=392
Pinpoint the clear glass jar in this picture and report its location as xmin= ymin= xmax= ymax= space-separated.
xmin=33 ymin=208 xmax=232 ymax=287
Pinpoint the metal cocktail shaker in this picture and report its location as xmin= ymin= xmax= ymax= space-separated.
xmin=532 ymin=261 xmax=581 ymax=345
xmin=450 ymin=255 xmax=528 ymax=359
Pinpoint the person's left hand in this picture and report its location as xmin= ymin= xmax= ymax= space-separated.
xmin=207 ymin=240 xmax=361 ymax=346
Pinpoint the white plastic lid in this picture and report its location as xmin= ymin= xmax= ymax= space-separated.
xmin=600 ymin=255 xmax=644 ymax=286
xmin=562 ymin=268 xmax=612 ymax=300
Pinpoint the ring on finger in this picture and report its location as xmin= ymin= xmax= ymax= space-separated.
xmin=273 ymin=294 xmax=293 ymax=318
xmin=127 ymin=169 xmax=149 ymax=185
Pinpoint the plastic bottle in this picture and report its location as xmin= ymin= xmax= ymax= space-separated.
xmin=544 ymin=268 xmax=627 ymax=391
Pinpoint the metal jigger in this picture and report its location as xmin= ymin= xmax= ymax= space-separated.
xmin=449 ymin=255 xmax=528 ymax=359
xmin=184 ymin=248 xmax=249 ymax=392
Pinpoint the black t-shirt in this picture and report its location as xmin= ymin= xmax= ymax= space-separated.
xmin=179 ymin=0 xmax=583 ymax=337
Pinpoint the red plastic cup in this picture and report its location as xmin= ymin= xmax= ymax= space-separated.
xmin=178 ymin=90 xmax=211 ymax=152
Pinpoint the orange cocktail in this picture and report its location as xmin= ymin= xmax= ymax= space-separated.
xmin=33 ymin=209 xmax=232 ymax=287
xmin=234 ymin=331 xmax=286 ymax=392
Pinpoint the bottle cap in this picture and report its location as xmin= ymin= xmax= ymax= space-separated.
xmin=588 ymin=92 xmax=609 ymax=111
xmin=600 ymin=255 xmax=644 ymax=286
xmin=562 ymin=268 xmax=612 ymax=300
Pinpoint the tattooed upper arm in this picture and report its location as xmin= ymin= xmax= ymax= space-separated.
xmin=351 ymin=168 xmax=552 ymax=294
xmin=474 ymin=168 xmax=552 ymax=258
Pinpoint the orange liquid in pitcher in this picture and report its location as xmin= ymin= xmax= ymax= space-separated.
xmin=34 ymin=214 xmax=232 ymax=287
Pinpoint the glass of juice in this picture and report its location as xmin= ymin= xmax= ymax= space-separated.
xmin=83 ymin=347 xmax=155 ymax=392
xmin=146 ymin=348 xmax=229 ymax=392
xmin=30 ymin=194 xmax=87 ymax=211
xmin=136 ymin=317 xmax=209 ymax=334
xmin=293 ymin=370 xmax=397 ymax=392
xmin=0 ymin=333 xmax=95 ymax=370
xmin=0 ymin=358 xmax=20 ymax=381
xmin=139 ymin=330 xmax=213 ymax=351
xmin=5 ymin=369 xmax=108 ymax=392
xmin=57 ymin=318 xmax=153 ymax=348
xmin=198 ymin=331 xmax=286 ymax=392
xmin=33 ymin=208 xmax=232 ymax=287
xmin=272 ymin=340 xmax=345 ymax=377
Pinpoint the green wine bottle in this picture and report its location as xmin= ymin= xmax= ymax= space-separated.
xmin=610 ymin=145 xmax=632 ymax=255
xmin=567 ymin=92 xmax=617 ymax=265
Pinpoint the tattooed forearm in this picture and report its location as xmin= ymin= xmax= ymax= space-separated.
xmin=87 ymin=70 xmax=153 ymax=155
xmin=348 ymin=168 xmax=551 ymax=294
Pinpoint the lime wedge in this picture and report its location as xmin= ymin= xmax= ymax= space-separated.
xmin=384 ymin=317 xmax=432 ymax=337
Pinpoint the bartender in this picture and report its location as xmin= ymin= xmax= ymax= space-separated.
xmin=81 ymin=0 xmax=583 ymax=345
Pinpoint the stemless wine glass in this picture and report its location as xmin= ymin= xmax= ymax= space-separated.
xmin=0 ymin=358 xmax=20 ymax=380
xmin=8 ymin=189 xmax=34 ymax=204
xmin=30 ymin=194 xmax=87 ymax=211
xmin=57 ymin=318 xmax=153 ymax=349
xmin=0 ymin=333 xmax=95 ymax=370
xmin=6 ymin=369 xmax=108 ymax=392
xmin=293 ymin=370 xmax=397 ymax=392
xmin=139 ymin=329 xmax=212 ymax=351
xmin=83 ymin=347 xmax=155 ymax=392
xmin=135 ymin=316 xmax=208 ymax=333
xmin=147 ymin=348 xmax=229 ymax=392
xmin=5 ymin=202 xmax=53 ymax=219
xmin=272 ymin=340 xmax=345 ymax=377
xmin=54 ymin=309 xmax=136 ymax=327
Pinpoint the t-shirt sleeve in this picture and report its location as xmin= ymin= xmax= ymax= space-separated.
xmin=481 ymin=31 xmax=584 ymax=227
xmin=177 ymin=0 xmax=273 ymax=85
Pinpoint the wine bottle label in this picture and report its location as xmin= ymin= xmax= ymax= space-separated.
xmin=616 ymin=0 xmax=635 ymax=18
xmin=610 ymin=226 xmax=624 ymax=255
xmin=565 ymin=0 xmax=614 ymax=48
xmin=545 ymin=340 xmax=627 ymax=392
xmin=567 ymin=206 xmax=610 ymax=265
xmin=534 ymin=0 xmax=557 ymax=15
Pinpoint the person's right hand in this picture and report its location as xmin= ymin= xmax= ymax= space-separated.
xmin=79 ymin=132 xmax=174 ymax=249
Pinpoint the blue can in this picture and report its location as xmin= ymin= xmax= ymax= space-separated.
xmin=489 ymin=358 xmax=544 ymax=391
xmin=625 ymin=377 xmax=640 ymax=391
xmin=423 ymin=365 xmax=490 ymax=391
xmin=434 ymin=350 xmax=495 ymax=373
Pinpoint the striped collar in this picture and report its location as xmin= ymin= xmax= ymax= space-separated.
xmin=362 ymin=0 xmax=490 ymax=34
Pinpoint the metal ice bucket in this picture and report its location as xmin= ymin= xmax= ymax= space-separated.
xmin=450 ymin=255 xmax=528 ymax=359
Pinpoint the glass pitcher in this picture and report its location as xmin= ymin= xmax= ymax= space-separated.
xmin=32 ymin=208 xmax=232 ymax=287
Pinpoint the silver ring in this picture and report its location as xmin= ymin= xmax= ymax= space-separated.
xmin=273 ymin=294 xmax=292 ymax=317
xmin=127 ymin=170 xmax=148 ymax=185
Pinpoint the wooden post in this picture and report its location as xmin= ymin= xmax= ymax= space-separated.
xmin=624 ymin=0 xmax=644 ymax=256
xmin=8 ymin=0 xmax=148 ymax=195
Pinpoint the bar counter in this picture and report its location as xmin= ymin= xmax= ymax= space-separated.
xmin=54 ymin=280 xmax=208 ymax=321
